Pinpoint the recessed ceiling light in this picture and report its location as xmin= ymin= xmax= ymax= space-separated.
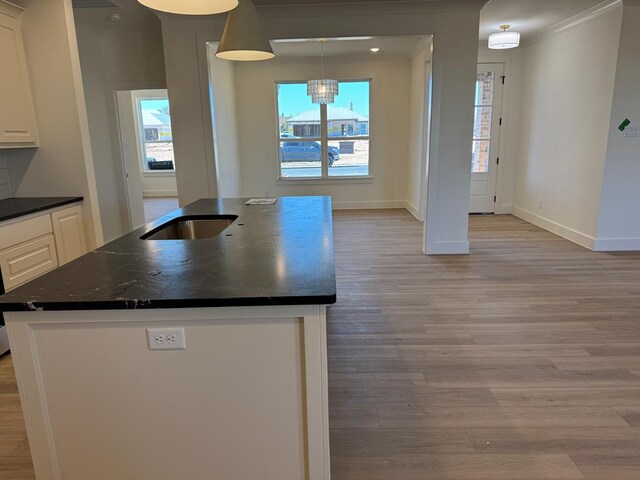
xmin=370 ymin=47 xmax=380 ymax=53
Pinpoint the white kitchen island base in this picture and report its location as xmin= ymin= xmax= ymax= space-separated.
xmin=7 ymin=305 xmax=330 ymax=480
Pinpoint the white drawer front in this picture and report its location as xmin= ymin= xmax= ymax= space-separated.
xmin=0 ymin=213 xmax=52 ymax=251
xmin=0 ymin=234 xmax=58 ymax=291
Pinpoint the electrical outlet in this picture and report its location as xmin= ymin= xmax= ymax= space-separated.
xmin=538 ymin=200 xmax=543 ymax=210
xmin=147 ymin=328 xmax=186 ymax=350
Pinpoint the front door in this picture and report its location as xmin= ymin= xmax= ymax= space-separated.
xmin=470 ymin=63 xmax=504 ymax=214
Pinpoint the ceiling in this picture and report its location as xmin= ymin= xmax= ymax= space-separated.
xmin=271 ymin=36 xmax=429 ymax=58
xmin=72 ymin=0 xmax=610 ymax=41
xmin=479 ymin=0 xmax=608 ymax=41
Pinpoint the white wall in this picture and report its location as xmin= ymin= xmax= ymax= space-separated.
xmin=6 ymin=0 xmax=103 ymax=249
xmin=158 ymin=3 xmax=486 ymax=254
xmin=141 ymin=173 xmax=177 ymax=197
xmin=511 ymin=5 xmax=623 ymax=248
xmin=207 ymin=43 xmax=241 ymax=198
xmin=406 ymin=38 xmax=432 ymax=220
xmin=596 ymin=3 xmax=640 ymax=250
xmin=75 ymin=18 xmax=167 ymax=241
xmin=232 ymin=55 xmax=410 ymax=208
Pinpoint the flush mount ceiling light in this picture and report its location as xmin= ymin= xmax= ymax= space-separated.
xmin=488 ymin=25 xmax=521 ymax=50
xmin=370 ymin=47 xmax=380 ymax=53
xmin=216 ymin=0 xmax=274 ymax=61
xmin=307 ymin=40 xmax=338 ymax=104
xmin=136 ymin=0 xmax=238 ymax=15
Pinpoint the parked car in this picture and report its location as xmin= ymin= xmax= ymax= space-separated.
xmin=280 ymin=136 xmax=340 ymax=167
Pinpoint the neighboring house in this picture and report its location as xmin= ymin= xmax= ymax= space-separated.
xmin=287 ymin=106 xmax=369 ymax=137
xmin=142 ymin=109 xmax=173 ymax=143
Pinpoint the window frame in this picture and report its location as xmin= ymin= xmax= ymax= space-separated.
xmin=275 ymin=78 xmax=373 ymax=183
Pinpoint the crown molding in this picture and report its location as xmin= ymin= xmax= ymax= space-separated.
xmin=0 ymin=0 xmax=24 ymax=19
xmin=526 ymin=0 xmax=622 ymax=47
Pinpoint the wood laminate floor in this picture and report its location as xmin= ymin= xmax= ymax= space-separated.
xmin=1 ymin=211 xmax=640 ymax=479
xmin=328 ymin=211 xmax=640 ymax=480
xmin=143 ymin=197 xmax=179 ymax=224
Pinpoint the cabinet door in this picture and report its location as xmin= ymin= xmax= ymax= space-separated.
xmin=0 ymin=234 xmax=57 ymax=291
xmin=0 ymin=4 xmax=38 ymax=147
xmin=51 ymin=205 xmax=87 ymax=266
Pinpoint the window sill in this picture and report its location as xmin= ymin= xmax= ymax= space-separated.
xmin=277 ymin=176 xmax=374 ymax=186
xmin=142 ymin=171 xmax=176 ymax=176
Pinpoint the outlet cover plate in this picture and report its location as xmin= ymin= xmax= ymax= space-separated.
xmin=147 ymin=328 xmax=187 ymax=350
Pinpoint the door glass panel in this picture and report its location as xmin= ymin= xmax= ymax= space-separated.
xmin=472 ymin=140 xmax=491 ymax=173
xmin=472 ymin=72 xmax=495 ymax=173
xmin=475 ymin=72 xmax=494 ymax=105
xmin=473 ymin=106 xmax=493 ymax=140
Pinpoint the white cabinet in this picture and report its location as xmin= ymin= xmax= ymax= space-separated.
xmin=0 ymin=1 xmax=38 ymax=148
xmin=0 ymin=234 xmax=57 ymax=291
xmin=51 ymin=204 xmax=87 ymax=266
xmin=0 ymin=202 xmax=86 ymax=291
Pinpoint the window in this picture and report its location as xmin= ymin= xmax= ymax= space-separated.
xmin=276 ymin=80 xmax=370 ymax=179
xmin=137 ymin=98 xmax=176 ymax=172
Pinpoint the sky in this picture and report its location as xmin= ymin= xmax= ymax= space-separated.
xmin=278 ymin=81 xmax=370 ymax=118
xmin=140 ymin=99 xmax=169 ymax=112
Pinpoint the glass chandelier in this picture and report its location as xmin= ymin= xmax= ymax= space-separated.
xmin=307 ymin=40 xmax=338 ymax=104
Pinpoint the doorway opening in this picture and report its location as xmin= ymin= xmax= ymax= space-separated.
xmin=115 ymin=89 xmax=179 ymax=227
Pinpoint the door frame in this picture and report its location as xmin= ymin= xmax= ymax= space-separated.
xmin=470 ymin=63 xmax=505 ymax=214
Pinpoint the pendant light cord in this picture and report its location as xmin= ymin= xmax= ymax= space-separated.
xmin=320 ymin=40 xmax=325 ymax=80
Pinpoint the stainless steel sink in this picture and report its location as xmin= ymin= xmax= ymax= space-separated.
xmin=141 ymin=215 xmax=238 ymax=240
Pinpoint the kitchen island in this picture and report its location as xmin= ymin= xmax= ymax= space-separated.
xmin=0 ymin=197 xmax=336 ymax=480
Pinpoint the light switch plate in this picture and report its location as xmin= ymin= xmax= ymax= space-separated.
xmin=147 ymin=328 xmax=187 ymax=350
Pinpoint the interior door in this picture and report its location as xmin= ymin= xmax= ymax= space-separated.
xmin=470 ymin=63 xmax=504 ymax=214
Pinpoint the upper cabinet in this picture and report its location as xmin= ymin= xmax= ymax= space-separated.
xmin=0 ymin=1 xmax=38 ymax=148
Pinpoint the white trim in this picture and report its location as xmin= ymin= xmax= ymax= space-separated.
xmin=425 ymin=240 xmax=470 ymax=255
xmin=142 ymin=190 xmax=178 ymax=198
xmin=405 ymin=200 xmax=421 ymax=220
xmin=332 ymin=200 xmax=406 ymax=210
xmin=593 ymin=238 xmax=640 ymax=252
xmin=495 ymin=204 xmax=513 ymax=215
xmin=511 ymin=206 xmax=596 ymax=250
xmin=527 ymin=0 xmax=622 ymax=47
xmin=277 ymin=176 xmax=374 ymax=185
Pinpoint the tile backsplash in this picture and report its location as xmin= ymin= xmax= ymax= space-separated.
xmin=0 ymin=151 xmax=13 ymax=200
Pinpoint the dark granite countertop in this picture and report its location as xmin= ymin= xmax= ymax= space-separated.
xmin=0 ymin=197 xmax=84 ymax=223
xmin=0 ymin=197 xmax=336 ymax=312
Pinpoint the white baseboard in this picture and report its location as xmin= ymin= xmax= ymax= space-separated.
xmin=425 ymin=240 xmax=470 ymax=255
xmin=405 ymin=201 xmax=421 ymax=220
xmin=593 ymin=237 xmax=640 ymax=252
xmin=511 ymin=206 xmax=596 ymax=250
xmin=495 ymin=204 xmax=513 ymax=215
xmin=143 ymin=190 xmax=178 ymax=198
xmin=332 ymin=200 xmax=407 ymax=210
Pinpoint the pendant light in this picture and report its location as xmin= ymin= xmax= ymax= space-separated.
xmin=307 ymin=40 xmax=338 ymax=104
xmin=137 ymin=0 xmax=238 ymax=15
xmin=216 ymin=0 xmax=275 ymax=61
xmin=488 ymin=25 xmax=520 ymax=50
